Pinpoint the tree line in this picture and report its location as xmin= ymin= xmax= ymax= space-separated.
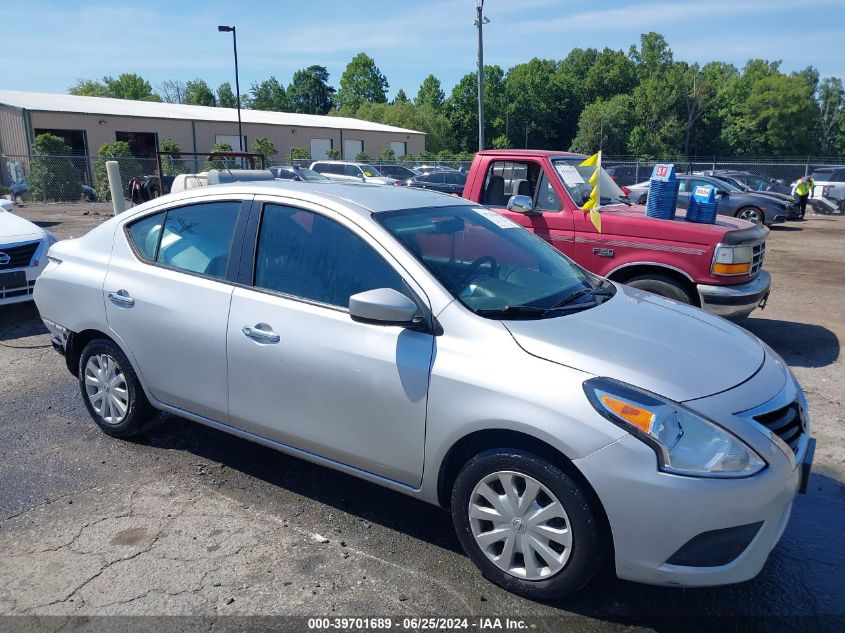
xmin=69 ymin=32 xmax=845 ymax=159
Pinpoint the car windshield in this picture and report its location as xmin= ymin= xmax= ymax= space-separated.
xmin=359 ymin=164 xmax=384 ymax=178
xmin=551 ymin=158 xmax=627 ymax=206
xmin=741 ymin=174 xmax=772 ymax=191
xmin=294 ymin=167 xmax=328 ymax=181
xmin=709 ymin=177 xmax=744 ymax=193
xmin=377 ymin=205 xmax=608 ymax=318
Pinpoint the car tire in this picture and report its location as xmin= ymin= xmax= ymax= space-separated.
xmin=78 ymin=338 xmax=156 ymax=438
xmin=625 ymin=273 xmax=694 ymax=304
xmin=736 ymin=206 xmax=764 ymax=224
xmin=451 ymin=449 xmax=605 ymax=601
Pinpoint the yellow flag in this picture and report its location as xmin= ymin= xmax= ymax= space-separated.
xmin=579 ymin=152 xmax=599 ymax=167
xmin=582 ymin=197 xmax=597 ymax=210
xmin=589 ymin=169 xmax=599 ymax=186
xmin=589 ymin=207 xmax=602 ymax=232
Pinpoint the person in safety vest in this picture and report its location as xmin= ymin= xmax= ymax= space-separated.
xmin=793 ymin=177 xmax=812 ymax=220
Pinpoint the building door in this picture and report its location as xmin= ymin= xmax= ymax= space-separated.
xmin=310 ymin=138 xmax=332 ymax=160
xmin=390 ymin=141 xmax=407 ymax=157
xmin=116 ymin=131 xmax=158 ymax=158
xmin=343 ymin=139 xmax=363 ymax=160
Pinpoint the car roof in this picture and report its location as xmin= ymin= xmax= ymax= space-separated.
xmin=146 ymin=180 xmax=471 ymax=216
xmin=477 ymin=149 xmax=586 ymax=160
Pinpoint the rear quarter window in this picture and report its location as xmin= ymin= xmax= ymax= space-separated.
xmin=127 ymin=212 xmax=165 ymax=261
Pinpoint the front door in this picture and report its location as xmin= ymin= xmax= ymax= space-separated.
xmin=226 ymin=200 xmax=434 ymax=486
xmin=105 ymin=197 xmax=247 ymax=421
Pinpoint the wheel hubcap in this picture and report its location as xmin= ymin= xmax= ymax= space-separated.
xmin=468 ymin=470 xmax=573 ymax=581
xmin=84 ymin=354 xmax=129 ymax=425
xmin=739 ymin=209 xmax=761 ymax=223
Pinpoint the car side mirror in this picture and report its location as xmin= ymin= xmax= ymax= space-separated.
xmin=717 ymin=190 xmax=729 ymax=197
xmin=349 ymin=288 xmax=419 ymax=326
xmin=506 ymin=194 xmax=535 ymax=214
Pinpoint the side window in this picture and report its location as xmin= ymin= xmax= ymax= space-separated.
xmin=127 ymin=211 xmax=165 ymax=261
xmin=481 ymin=161 xmax=539 ymax=206
xmin=344 ymin=164 xmax=361 ymax=177
xmin=156 ymin=201 xmax=241 ymax=279
xmin=678 ymin=179 xmax=689 ymax=192
xmin=312 ymin=163 xmax=326 ymax=173
xmin=446 ymin=172 xmax=465 ymax=185
xmin=429 ymin=172 xmax=446 ymax=184
xmin=254 ymin=204 xmax=408 ymax=308
xmin=535 ymin=172 xmax=562 ymax=212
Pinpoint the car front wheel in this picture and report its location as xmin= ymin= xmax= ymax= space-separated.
xmin=736 ymin=206 xmax=764 ymax=224
xmin=79 ymin=339 xmax=155 ymax=438
xmin=451 ymin=449 xmax=605 ymax=600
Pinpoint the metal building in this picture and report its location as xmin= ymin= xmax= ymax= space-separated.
xmin=0 ymin=90 xmax=425 ymax=184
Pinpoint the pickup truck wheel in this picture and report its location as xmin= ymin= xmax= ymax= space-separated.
xmin=736 ymin=206 xmax=764 ymax=224
xmin=625 ymin=273 xmax=694 ymax=304
xmin=451 ymin=449 xmax=604 ymax=600
xmin=79 ymin=339 xmax=155 ymax=438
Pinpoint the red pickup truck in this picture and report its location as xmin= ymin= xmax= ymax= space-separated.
xmin=462 ymin=150 xmax=770 ymax=318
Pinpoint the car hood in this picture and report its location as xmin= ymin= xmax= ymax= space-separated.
xmin=503 ymin=284 xmax=765 ymax=402
xmin=366 ymin=176 xmax=397 ymax=184
xmin=0 ymin=211 xmax=45 ymax=242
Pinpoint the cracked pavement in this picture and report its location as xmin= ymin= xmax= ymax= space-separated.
xmin=0 ymin=204 xmax=843 ymax=630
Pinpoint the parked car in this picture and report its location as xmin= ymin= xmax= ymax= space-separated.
xmin=628 ymin=174 xmax=788 ymax=225
xmin=0 ymin=205 xmax=56 ymax=306
xmin=462 ymin=151 xmax=771 ymax=319
xmin=270 ymin=165 xmax=329 ymax=182
xmin=701 ymin=172 xmax=800 ymax=220
xmin=706 ymin=170 xmax=793 ymax=196
xmin=605 ymin=164 xmax=647 ymax=187
xmin=309 ymin=160 xmax=397 ymax=185
xmin=806 ymin=167 xmax=845 ymax=214
xmin=35 ymin=181 xmax=813 ymax=600
xmin=403 ymin=170 xmax=467 ymax=194
xmin=377 ymin=164 xmax=419 ymax=181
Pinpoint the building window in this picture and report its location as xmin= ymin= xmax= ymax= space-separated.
xmin=390 ymin=141 xmax=407 ymax=157
xmin=215 ymin=134 xmax=247 ymax=152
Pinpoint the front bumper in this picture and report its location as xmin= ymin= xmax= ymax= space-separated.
xmin=697 ymin=270 xmax=771 ymax=318
xmin=0 ymin=264 xmax=43 ymax=306
xmin=576 ymin=428 xmax=810 ymax=588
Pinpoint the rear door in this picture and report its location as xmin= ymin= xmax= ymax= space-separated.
xmin=105 ymin=195 xmax=250 ymax=421
xmin=226 ymin=197 xmax=434 ymax=486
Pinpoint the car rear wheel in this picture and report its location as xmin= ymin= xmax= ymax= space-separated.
xmin=79 ymin=339 xmax=155 ymax=438
xmin=451 ymin=449 xmax=605 ymax=600
xmin=625 ymin=273 xmax=695 ymax=305
xmin=736 ymin=206 xmax=764 ymax=224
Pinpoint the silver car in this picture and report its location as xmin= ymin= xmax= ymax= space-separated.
xmin=34 ymin=182 xmax=813 ymax=600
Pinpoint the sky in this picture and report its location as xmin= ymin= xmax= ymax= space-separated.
xmin=4 ymin=0 xmax=845 ymax=99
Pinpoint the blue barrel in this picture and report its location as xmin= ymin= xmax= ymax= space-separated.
xmin=645 ymin=164 xmax=679 ymax=220
xmin=686 ymin=184 xmax=719 ymax=224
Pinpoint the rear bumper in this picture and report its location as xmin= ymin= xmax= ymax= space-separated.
xmin=697 ymin=270 xmax=771 ymax=318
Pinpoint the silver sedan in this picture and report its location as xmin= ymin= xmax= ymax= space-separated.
xmin=34 ymin=181 xmax=813 ymax=600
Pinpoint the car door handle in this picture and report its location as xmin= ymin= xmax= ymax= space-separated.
xmin=108 ymin=290 xmax=135 ymax=307
xmin=242 ymin=324 xmax=280 ymax=344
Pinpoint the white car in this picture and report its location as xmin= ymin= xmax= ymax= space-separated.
xmin=309 ymin=161 xmax=397 ymax=185
xmin=0 ymin=203 xmax=56 ymax=306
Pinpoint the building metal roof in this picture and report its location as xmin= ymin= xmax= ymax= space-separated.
xmin=0 ymin=90 xmax=424 ymax=135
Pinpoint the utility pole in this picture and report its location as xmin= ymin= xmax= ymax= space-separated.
xmin=218 ymin=25 xmax=243 ymax=153
xmin=474 ymin=1 xmax=489 ymax=152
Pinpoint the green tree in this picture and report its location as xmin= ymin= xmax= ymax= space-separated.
xmin=70 ymin=73 xmax=160 ymax=101
xmin=93 ymin=141 xmax=144 ymax=200
xmin=559 ymin=48 xmax=599 ymax=84
xmin=504 ymin=58 xmax=581 ymax=149
xmin=249 ymin=77 xmax=290 ymax=111
xmin=289 ymin=147 xmax=311 ymax=162
xmin=252 ymin=138 xmax=279 ymax=165
xmin=393 ymin=89 xmax=409 ymax=104
xmin=336 ymin=53 xmax=389 ymax=110
xmin=583 ymin=48 xmax=638 ymax=102
xmin=159 ymin=138 xmax=187 ymax=176
xmin=217 ymin=82 xmax=238 ymax=108
xmin=629 ymin=32 xmax=674 ymax=78
xmin=352 ymin=101 xmax=453 ymax=153
xmin=570 ymin=95 xmax=636 ymax=155
xmin=287 ymin=65 xmax=335 ymax=114
xmin=29 ymin=134 xmax=79 ymax=201
xmin=158 ymin=80 xmax=186 ymax=103
xmin=355 ymin=151 xmax=371 ymax=162
xmin=326 ymin=148 xmax=341 ymax=160
xmin=445 ymin=65 xmax=505 ymax=152
xmin=741 ymin=74 xmax=819 ymax=155
xmin=203 ymin=142 xmax=236 ymax=170
xmin=184 ymin=79 xmax=217 ymax=106
xmin=818 ymin=77 xmax=845 ymax=154
xmin=379 ymin=148 xmax=396 ymax=162
xmin=415 ymin=74 xmax=445 ymax=110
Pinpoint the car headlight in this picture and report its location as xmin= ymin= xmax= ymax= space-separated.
xmin=584 ymin=378 xmax=765 ymax=478
xmin=711 ymin=243 xmax=752 ymax=276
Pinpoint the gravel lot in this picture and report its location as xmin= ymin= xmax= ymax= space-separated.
xmin=1 ymin=202 xmax=843 ymax=630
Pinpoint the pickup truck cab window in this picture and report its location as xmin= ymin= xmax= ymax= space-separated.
xmin=254 ymin=203 xmax=408 ymax=308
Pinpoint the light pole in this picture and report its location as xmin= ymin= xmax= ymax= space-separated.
xmin=474 ymin=1 xmax=489 ymax=152
xmin=217 ymin=25 xmax=243 ymax=152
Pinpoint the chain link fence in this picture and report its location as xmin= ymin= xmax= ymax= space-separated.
xmin=4 ymin=152 xmax=845 ymax=203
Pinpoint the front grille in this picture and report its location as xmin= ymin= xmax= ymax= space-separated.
xmin=0 ymin=279 xmax=35 ymax=300
xmin=0 ymin=241 xmax=39 ymax=269
xmin=751 ymin=242 xmax=765 ymax=275
xmin=754 ymin=401 xmax=804 ymax=454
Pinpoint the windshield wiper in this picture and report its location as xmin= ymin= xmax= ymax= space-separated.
xmin=475 ymin=305 xmax=550 ymax=317
xmin=552 ymin=285 xmax=615 ymax=309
